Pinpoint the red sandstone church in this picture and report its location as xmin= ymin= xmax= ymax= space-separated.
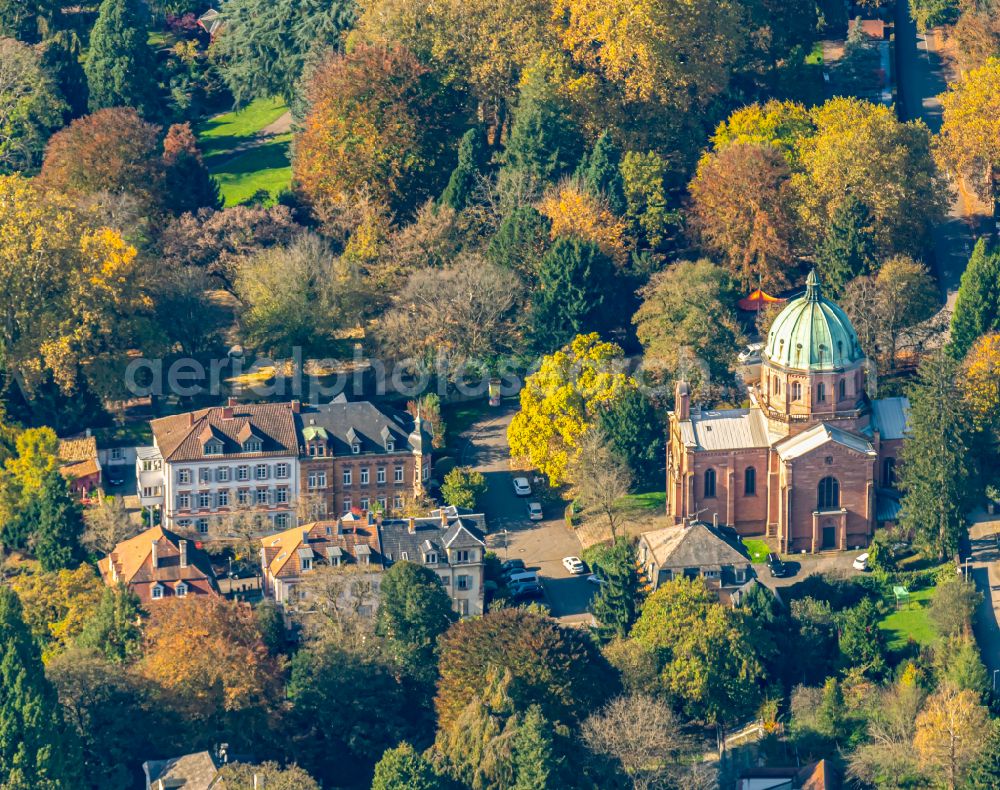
xmin=667 ymin=271 xmax=908 ymax=553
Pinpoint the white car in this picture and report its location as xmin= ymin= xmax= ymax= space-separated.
xmin=562 ymin=556 xmax=586 ymax=575
xmin=512 ymin=477 xmax=532 ymax=496
xmin=853 ymin=553 xmax=869 ymax=571
xmin=527 ymin=502 xmax=543 ymax=521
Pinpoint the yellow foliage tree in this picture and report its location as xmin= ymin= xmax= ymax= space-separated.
xmin=963 ymin=332 xmax=1000 ymax=433
xmin=507 ymin=333 xmax=634 ymax=484
xmin=710 ymin=100 xmax=814 ymax=165
xmin=538 ymin=181 xmax=629 ymax=265
xmin=0 ymin=176 xmax=145 ymax=397
xmin=936 ymin=57 xmax=1000 ymax=204
xmin=11 ymin=564 xmax=103 ymax=662
xmin=3 ymin=427 xmax=59 ymax=495
xmin=913 ymin=685 xmax=989 ymax=790
xmin=557 ymin=0 xmax=746 ymax=112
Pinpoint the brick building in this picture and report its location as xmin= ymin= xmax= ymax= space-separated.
xmin=667 ymin=271 xmax=908 ymax=553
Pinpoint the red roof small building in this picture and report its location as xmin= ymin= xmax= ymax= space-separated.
xmin=58 ymin=436 xmax=102 ymax=498
xmin=98 ymin=525 xmax=218 ymax=604
xmin=737 ymin=289 xmax=788 ymax=312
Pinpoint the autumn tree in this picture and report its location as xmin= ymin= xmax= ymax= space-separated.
xmin=0 ymin=586 xmax=81 ymax=788
xmin=633 ymin=259 xmax=745 ymax=392
xmin=11 ymin=563 xmax=102 ymax=661
xmin=949 ymin=238 xmax=1000 ymax=359
xmin=841 ymin=255 xmax=938 ymax=371
xmin=85 ymin=0 xmax=158 ymax=116
xmin=440 ymin=467 xmax=487 ymax=510
xmin=295 ymin=43 xmax=467 ymax=219
xmin=82 ymin=495 xmax=139 ymax=555
xmin=356 ymin=0 xmax=559 ymax=136
xmin=435 ymin=608 xmax=616 ymax=731
xmin=711 ymin=99 xmax=814 ymax=164
xmin=568 ymin=429 xmax=633 ymax=539
xmin=796 ymin=98 xmax=945 ymax=259
xmin=508 ymin=333 xmax=634 ymax=484
xmin=899 ymin=352 xmax=976 ymax=560
xmin=529 ymin=236 xmax=620 ymax=352
xmin=582 ymin=693 xmax=698 ymax=790
xmin=376 ymin=253 xmax=524 ymax=371
xmin=375 ymin=560 xmax=457 ymax=684
xmin=0 ymin=38 xmax=65 ymax=174
xmin=161 ymin=122 xmax=221 ymax=216
xmin=914 ymin=685 xmax=990 ymax=789
xmin=40 ymin=108 xmax=164 ymax=212
xmin=952 ymin=11 xmax=1000 ymax=72
xmin=620 ymin=150 xmax=675 ymax=250
xmin=138 ymin=597 xmax=279 ymax=746
xmin=234 ymin=232 xmax=360 ymax=358
xmin=963 ymin=332 xmax=1000 ymax=436
xmin=213 ymin=0 xmax=357 ymax=106
xmin=929 ymin=574 xmax=982 ymax=640
xmin=627 ymin=576 xmax=771 ymax=727
xmin=558 ymin=0 xmax=747 ymax=116
xmin=538 ymin=180 xmax=629 ymax=265
xmin=689 ymin=141 xmax=799 ymax=290
xmin=597 ymin=386 xmax=664 ymax=489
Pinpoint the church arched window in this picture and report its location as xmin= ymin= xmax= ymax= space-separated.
xmin=744 ymin=467 xmax=756 ymax=496
xmin=704 ymin=468 xmax=717 ymax=498
xmin=816 ymin=383 xmax=826 ymax=403
xmin=817 ymin=476 xmax=840 ymax=510
xmin=791 ymin=381 xmax=801 ymax=401
xmin=839 ymin=379 xmax=847 ymax=400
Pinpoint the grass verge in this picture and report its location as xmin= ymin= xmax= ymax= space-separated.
xmin=878 ymin=586 xmax=936 ymax=650
xmin=742 ymin=538 xmax=771 ymax=563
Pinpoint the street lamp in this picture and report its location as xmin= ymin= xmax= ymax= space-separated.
xmin=993 ymin=669 xmax=999 ymax=692
xmin=503 ymin=529 xmax=509 ymax=560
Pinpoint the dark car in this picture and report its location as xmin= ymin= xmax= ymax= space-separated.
xmin=511 ymin=581 xmax=544 ymax=600
xmin=766 ymin=552 xmax=789 ymax=577
xmin=501 ymin=558 xmax=526 ymax=575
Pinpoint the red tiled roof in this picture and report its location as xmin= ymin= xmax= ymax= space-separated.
xmin=151 ymin=402 xmax=298 ymax=462
xmin=262 ymin=517 xmax=382 ymax=579
xmin=99 ymin=525 xmax=217 ymax=591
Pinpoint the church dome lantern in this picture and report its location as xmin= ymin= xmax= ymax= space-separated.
xmin=763 ymin=271 xmax=864 ymax=372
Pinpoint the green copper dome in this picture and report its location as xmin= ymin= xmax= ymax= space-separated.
xmin=763 ymin=270 xmax=864 ymax=371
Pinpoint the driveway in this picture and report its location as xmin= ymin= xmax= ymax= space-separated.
xmin=895 ymin=0 xmax=976 ymax=298
xmin=460 ymin=402 xmax=596 ymax=625
xmin=966 ymin=512 xmax=1000 ymax=681
xmin=753 ymin=550 xmax=866 ymax=596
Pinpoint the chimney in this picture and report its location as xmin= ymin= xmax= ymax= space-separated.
xmin=336 ymin=517 xmax=343 ymax=536
xmin=187 ymin=412 xmax=194 ymax=427
xmin=675 ymin=380 xmax=691 ymax=421
xmin=440 ymin=510 xmax=448 ymax=527
xmin=227 ymin=397 xmax=238 ymax=407
xmin=85 ymin=427 xmax=91 ymax=438
xmin=150 ymin=538 xmax=159 ymax=569
xmin=407 ymin=517 xmax=416 ymax=535
xmin=713 ymin=513 xmax=718 ymax=529
xmin=179 ymin=539 xmax=188 ymax=568
xmin=221 ymin=406 xmax=234 ymax=420
xmin=291 ymin=399 xmax=301 ymax=414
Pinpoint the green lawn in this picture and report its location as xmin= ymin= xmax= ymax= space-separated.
xmin=619 ymin=491 xmax=667 ymax=513
xmin=799 ymin=39 xmax=826 ymax=106
xmin=743 ymin=538 xmax=771 ymax=563
xmin=197 ymin=98 xmax=292 ymax=206
xmin=878 ymin=587 xmax=937 ymax=650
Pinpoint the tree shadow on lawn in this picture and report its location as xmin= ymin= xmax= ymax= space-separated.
xmin=206 ymin=139 xmax=290 ymax=175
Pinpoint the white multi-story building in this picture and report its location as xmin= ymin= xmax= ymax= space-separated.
xmin=138 ymin=399 xmax=300 ymax=536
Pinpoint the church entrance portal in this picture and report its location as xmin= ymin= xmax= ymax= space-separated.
xmin=822 ymin=525 xmax=836 ymax=549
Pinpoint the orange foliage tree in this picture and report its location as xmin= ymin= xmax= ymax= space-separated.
xmin=294 ymin=43 xmax=468 ymax=220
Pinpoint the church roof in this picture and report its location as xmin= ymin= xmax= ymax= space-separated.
xmin=764 ymin=270 xmax=865 ymax=371
xmin=775 ymin=422 xmax=876 ymax=461
xmin=871 ymin=397 xmax=910 ymax=440
xmin=683 ymin=408 xmax=773 ymax=451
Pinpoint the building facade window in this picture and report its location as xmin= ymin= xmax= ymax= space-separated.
xmin=744 ymin=467 xmax=756 ymax=496
xmin=377 ymin=497 xmax=387 ymax=511
xmin=456 ymin=575 xmax=472 ymax=591
xmin=791 ymin=381 xmax=801 ymax=401
xmin=376 ymin=467 xmax=386 ymax=484
xmin=198 ymin=467 xmax=211 ymax=483
xmin=177 ymin=469 xmax=191 ymax=485
xmin=817 ymin=476 xmax=840 ymax=511
xmin=198 ymin=491 xmax=210 ymax=509
xmin=237 ymin=489 xmax=250 ymax=506
xmin=351 ymin=443 xmax=360 ymax=454
xmin=255 ymin=489 xmax=269 ymax=505
xmin=424 ymin=552 xmax=438 ymax=564
xmin=360 ymin=468 xmax=369 ymax=485
xmin=243 ymin=439 xmax=262 ymax=453
xmin=360 ymin=497 xmax=369 ymax=511
xmin=151 ymin=585 xmax=163 ymax=600
xmin=839 ymin=379 xmax=847 ymax=399
xmin=704 ymin=468 xmax=717 ymax=498
xmin=217 ymin=467 xmax=230 ymax=482
xmin=343 ymin=469 xmax=352 ymax=486
xmin=176 ymin=583 xmax=187 ymax=597
xmin=308 ymin=472 xmax=327 ymax=489
xmin=817 ymin=383 xmax=826 ymax=403
xmin=883 ymin=458 xmax=897 ymax=488
xmin=218 ymin=489 xmax=230 ymax=507
xmin=110 ymin=447 xmax=124 ymax=460
xmin=386 ymin=441 xmax=394 ymax=452
xmin=275 ymin=487 xmax=289 ymax=504
xmin=394 ymin=466 xmax=404 ymax=483
xmin=275 ymin=513 xmax=290 ymax=529
xmin=177 ymin=493 xmax=191 ymax=510
xmin=275 ymin=463 xmax=289 ymax=478
xmin=342 ymin=498 xmax=352 ymax=513
xmin=196 ymin=518 xmax=209 ymax=534
xmin=393 ymin=495 xmax=403 ymax=510
xmin=255 ymin=463 xmax=268 ymax=480
xmin=237 ymin=465 xmax=250 ymax=481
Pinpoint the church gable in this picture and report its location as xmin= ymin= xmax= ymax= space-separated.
xmin=774 ymin=423 xmax=876 ymax=462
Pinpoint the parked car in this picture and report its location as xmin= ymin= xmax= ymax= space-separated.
xmin=507 ymin=570 xmax=538 ymax=586
xmin=511 ymin=581 xmax=544 ymax=600
xmin=512 ymin=477 xmax=532 ymax=496
xmin=853 ymin=553 xmax=869 ymax=572
xmin=766 ymin=552 xmax=789 ymax=578
xmin=562 ymin=556 xmax=586 ymax=575
xmin=527 ymin=501 xmax=543 ymax=521
xmin=108 ymin=474 xmax=124 ymax=487
xmin=501 ymin=558 xmax=525 ymax=575
xmin=587 ymin=574 xmax=607 ymax=586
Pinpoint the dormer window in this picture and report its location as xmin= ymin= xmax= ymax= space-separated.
xmin=424 ymin=552 xmax=438 ymax=564
xmin=386 ymin=441 xmax=394 ymax=452
xmin=151 ymin=584 xmax=164 ymax=600
xmin=243 ymin=439 xmax=262 ymax=453
xmin=204 ymin=439 xmax=223 ymax=456
xmin=352 ymin=443 xmax=360 ymax=454
xmin=175 ymin=582 xmax=188 ymax=597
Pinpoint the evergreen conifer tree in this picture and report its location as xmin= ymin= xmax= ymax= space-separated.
xmin=77 ymin=584 xmax=143 ymax=663
xmin=949 ymin=238 xmax=1000 ymax=359
xmin=0 ymin=586 xmax=80 ymax=787
xmin=816 ymin=194 xmax=877 ymax=295
xmin=85 ymin=0 xmax=158 ymax=117
xmin=500 ymin=69 xmax=583 ymax=188
xmin=511 ymin=705 xmax=561 ymax=790
xmin=33 ymin=469 xmax=84 ymax=572
xmin=899 ymin=352 xmax=976 ymax=560
xmin=440 ymin=127 xmax=487 ymax=211
xmin=576 ymin=130 xmax=626 ymax=215
xmin=40 ymin=31 xmax=89 ymax=119
xmin=529 ymin=236 xmax=617 ymax=352
xmin=372 ymin=743 xmax=443 ymax=790
xmin=590 ymin=537 xmax=641 ymax=642
xmin=0 ymin=0 xmax=47 ymax=42
xmin=598 ymin=387 xmax=664 ymax=488
xmin=486 ymin=205 xmax=551 ymax=274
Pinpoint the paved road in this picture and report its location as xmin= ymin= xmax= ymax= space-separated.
xmin=966 ymin=513 xmax=1000 ymax=681
xmin=460 ymin=403 xmax=596 ymax=625
xmin=895 ymin=0 xmax=975 ymax=298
